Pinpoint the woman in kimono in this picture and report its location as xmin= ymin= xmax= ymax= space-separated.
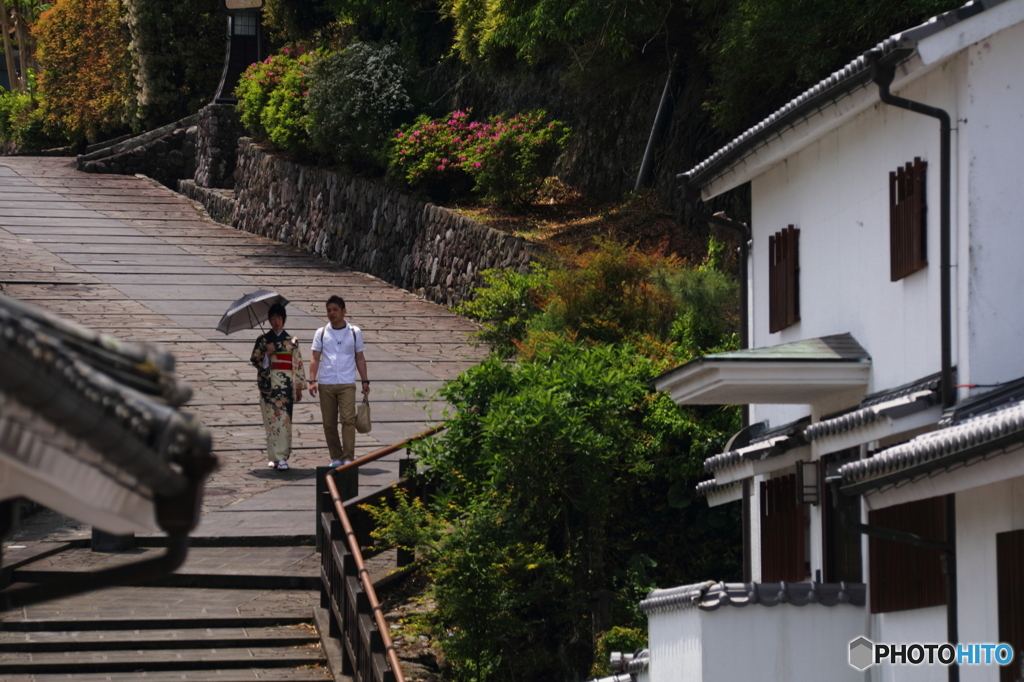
xmin=250 ymin=303 xmax=307 ymax=470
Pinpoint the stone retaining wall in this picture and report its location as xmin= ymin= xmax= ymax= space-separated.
xmin=179 ymin=180 xmax=236 ymax=224
xmin=194 ymin=104 xmax=245 ymax=189
xmin=234 ymin=138 xmax=540 ymax=306
xmin=77 ymin=115 xmax=199 ymax=188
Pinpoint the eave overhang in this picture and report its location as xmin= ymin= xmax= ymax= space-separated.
xmin=695 ymin=479 xmax=743 ymax=507
xmin=807 ymin=389 xmax=942 ymax=457
xmin=653 ymin=333 xmax=871 ymax=406
xmin=838 ymin=398 xmax=1024 ymax=506
xmin=679 ymin=0 xmax=1017 ymax=200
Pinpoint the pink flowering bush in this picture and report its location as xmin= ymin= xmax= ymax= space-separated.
xmin=235 ymin=46 xmax=314 ymax=152
xmin=388 ymin=109 xmax=570 ymax=205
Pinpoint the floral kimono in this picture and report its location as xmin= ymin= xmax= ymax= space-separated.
xmin=251 ymin=330 xmax=307 ymax=463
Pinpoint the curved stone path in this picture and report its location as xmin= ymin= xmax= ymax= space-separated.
xmin=0 ymin=156 xmax=488 ymax=538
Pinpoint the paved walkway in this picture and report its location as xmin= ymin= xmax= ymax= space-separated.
xmin=0 ymin=156 xmax=488 ymax=543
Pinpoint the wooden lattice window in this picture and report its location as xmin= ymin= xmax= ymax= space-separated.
xmin=761 ymin=474 xmax=807 ymax=582
xmin=998 ymin=530 xmax=1024 ymax=682
xmin=868 ymin=496 xmax=948 ymax=613
xmin=890 ymin=158 xmax=928 ymax=281
xmin=768 ymin=226 xmax=800 ymax=333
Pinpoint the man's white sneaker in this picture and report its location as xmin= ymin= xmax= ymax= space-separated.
xmin=267 ymin=461 xmax=277 ymax=469
xmin=330 ymin=459 xmax=343 ymax=467
xmin=276 ymin=460 xmax=289 ymax=470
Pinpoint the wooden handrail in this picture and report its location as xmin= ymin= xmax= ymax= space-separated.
xmin=326 ymin=472 xmax=406 ymax=682
xmin=332 ymin=422 xmax=450 ymax=473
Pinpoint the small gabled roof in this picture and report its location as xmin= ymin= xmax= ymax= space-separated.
xmin=681 ymin=0 xmax=1017 ymax=199
xmin=652 ymin=333 xmax=870 ymax=405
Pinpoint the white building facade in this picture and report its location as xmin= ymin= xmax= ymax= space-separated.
xmin=646 ymin=1 xmax=1024 ymax=680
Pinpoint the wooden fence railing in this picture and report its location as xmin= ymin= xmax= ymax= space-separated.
xmin=316 ymin=425 xmax=447 ymax=682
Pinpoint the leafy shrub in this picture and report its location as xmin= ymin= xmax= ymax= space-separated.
xmin=457 ymin=237 xmax=738 ymax=356
xmin=306 ymin=41 xmax=413 ymax=170
xmin=451 ymin=263 xmax=550 ymax=358
xmin=0 ymin=86 xmax=53 ymax=151
xmin=33 ymin=0 xmax=138 ymax=144
xmin=388 ymin=108 xmax=570 ymax=205
xmin=590 ymin=627 xmax=647 ymax=678
xmin=235 ymin=47 xmax=313 ymax=153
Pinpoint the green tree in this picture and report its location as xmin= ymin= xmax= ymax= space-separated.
xmin=371 ymin=239 xmax=743 ymax=681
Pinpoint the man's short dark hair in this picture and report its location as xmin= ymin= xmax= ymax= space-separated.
xmin=326 ymin=295 xmax=346 ymax=310
xmin=268 ymin=303 xmax=287 ymax=321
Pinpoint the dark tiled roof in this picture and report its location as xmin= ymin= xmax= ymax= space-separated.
xmin=0 ymin=293 xmax=210 ymax=498
xmin=681 ymin=0 xmax=1007 ymax=190
xmin=696 ymin=333 xmax=869 ymax=363
xmin=861 ymin=372 xmax=944 ymax=408
xmin=940 ymin=375 xmax=1024 ymax=426
xmin=805 ymin=389 xmax=938 ymax=441
xmin=838 ymin=397 xmax=1024 ymax=493
xmin=704 ymin=417 xmax=810 ymax=472
xmin=627 ymin=650 xmax=649 ymax=676
xmin=695 ymin=478 xmax=742 ymax=497
xmin=639 ymin=581 xmax=866 ymax=615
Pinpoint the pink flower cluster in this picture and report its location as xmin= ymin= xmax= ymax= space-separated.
xmin=388 ymin=108 xmax=569 ymax=203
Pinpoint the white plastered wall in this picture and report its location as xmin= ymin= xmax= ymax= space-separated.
xmin=955 ymin=476 xmax=1024 ymax=682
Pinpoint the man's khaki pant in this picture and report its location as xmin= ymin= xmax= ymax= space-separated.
xmin=319 ymin=383 xmax=356 ymax=462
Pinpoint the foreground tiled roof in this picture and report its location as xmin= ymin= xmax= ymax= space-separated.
xmin=681 ymin=0 xmax=1007 ymax=189
xmin=639 ymin=581 xmax=866 ymax=615
xmin=838 ymin=397 xmax=1024 ymax=492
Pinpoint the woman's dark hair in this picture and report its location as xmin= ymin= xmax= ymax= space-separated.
xmin=268 ymin=303 xmax=287 ymax=321
xmin=326 ymin=295 xmax=346 ymax=309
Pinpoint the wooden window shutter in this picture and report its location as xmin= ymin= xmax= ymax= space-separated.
xmin=760 ymin=474 xmax=806 ymax=582
xmin=997 ymin=530 xmax=1024 ymax=682
xmin=768 ymin=226 xmax=800 ymax=333
xmin=890 ymin=158 xmax=928 ymax=281
xmin=868 ymin=496 xmax=948 ymax=613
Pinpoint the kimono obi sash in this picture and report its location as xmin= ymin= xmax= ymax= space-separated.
xmin=269 ymin=350 xmax=293 ymax=371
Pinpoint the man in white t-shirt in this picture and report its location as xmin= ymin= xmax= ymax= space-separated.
xmin=308 ymin=296 xmax=370 ymax=466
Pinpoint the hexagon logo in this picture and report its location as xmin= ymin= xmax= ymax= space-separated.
xmin=849 ymin=636 xmax=875 ymax=671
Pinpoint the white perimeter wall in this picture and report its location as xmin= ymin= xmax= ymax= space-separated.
xmin=869 ymin=606 xmax=947 ymax=681
xmin=956 ymin=476 xmax=1024 ymax=682
xmin=648 ymin=605 xmax=868 ymax=682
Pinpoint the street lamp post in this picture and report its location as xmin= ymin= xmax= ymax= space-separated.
xmin=212 ymin=0 xmax=264 ymax=104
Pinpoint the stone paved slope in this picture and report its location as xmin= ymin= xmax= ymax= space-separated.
xmin=0 ymin=156 xmax=487 ymax=531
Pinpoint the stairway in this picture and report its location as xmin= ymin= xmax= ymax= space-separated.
xmin=0 ymin=544 xmax=335 ymax=681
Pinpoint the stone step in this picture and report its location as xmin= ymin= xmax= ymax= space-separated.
xmin=12 ymin=568 xmax=320 ymax=591
xmin=2 ymin=665 xmax=332 ymax=681
xmin=0 ymin=625 xmax=318 ymax=652
xmin=0 ymin=586 xmax=319 ymax=628
xmin=0 ymin=644 xmax=324 ymax=675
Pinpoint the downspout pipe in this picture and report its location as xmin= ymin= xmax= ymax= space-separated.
xmin=868 ymin=51 xmax=957 ymax=682
xmin=868 ymin=50 xmax=954 ymax=410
